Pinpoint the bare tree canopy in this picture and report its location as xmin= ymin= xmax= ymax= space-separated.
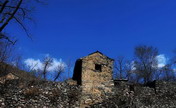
xmin=0 ymin=0 xmax=43 ymax=43
xmin=134 ymin=45 xmax=159 ymax=83
xmin=160 ymin=64 xmax=175 ymax=81
xmin=114 ymin=56 xmax=128 ymax=79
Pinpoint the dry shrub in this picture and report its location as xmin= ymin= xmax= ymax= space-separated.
xmin=48 ymin=88 xmax=62 ymax=103
xmin=68 ymin=89 xmax=80 ymax=102
xmin=24 ymin=87 xmax=40 ymax=98
xmin=52 ymin=88 xmax=61 ymax=96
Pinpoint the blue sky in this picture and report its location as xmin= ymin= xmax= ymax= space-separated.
xmin=5 ymin=0 xmax=176 ymax=72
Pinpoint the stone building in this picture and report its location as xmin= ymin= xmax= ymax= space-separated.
xmin=73 ymin=51 xmax=114 ymax=106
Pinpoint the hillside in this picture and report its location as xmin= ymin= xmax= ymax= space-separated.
xmin=91 ymin=80 xmax=176 ymax=108
xmin=0 ymin=62 xmax=37 ymax=81
xmin=0 ymin=79 xmax=80 ymax=108
xmin=1 ymin=55 xmax=176 ymax=108
xmin=0 ymin=78 xmax=176 ymax=108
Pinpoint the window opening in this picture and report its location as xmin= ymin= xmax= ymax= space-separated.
xmin=95 ymin=64 xmax=102 ymax=72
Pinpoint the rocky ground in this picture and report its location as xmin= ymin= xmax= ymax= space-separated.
xmin=0 ymin=79 xmax=176 ymax=108
xmin=91 ymin=80 xmax=176 ymax=108
xmin=0 ymin=79 xmax=81 ymax=108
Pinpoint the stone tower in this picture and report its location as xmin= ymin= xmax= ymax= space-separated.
xmin=73 ymin=51 xmax=114 ymax=106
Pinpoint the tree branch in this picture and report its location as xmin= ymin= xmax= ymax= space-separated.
xmin=0 ymin=0 xmax=23 ymax=32
xmin=0 ymin=33 xmax=17 ymax=45
xmin=0 ymin=0 xmax=9 ymax=14
xmin=13 ymin=17 xmax=32 ymax=39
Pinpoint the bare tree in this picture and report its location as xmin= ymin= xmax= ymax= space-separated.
xmin=65 ymin=59 xmax=73 ymax=79
xmin=160 ymin=64 xmax=175 ymax=81
xmin=0 ymin=40 xmax=14 ymax=63
xmin=0 ymin=0 xmax=43 ymax=43
xmin=133 ymin=45 xmax=159 ymax=83
xmin=11 ymin=55 xmax=23 ymax=68
xmin=171 ymin=49 xmax=176 ymax=67
xmin=125 ymin=60 xmax=134 ymax=80
xmin=0 ymin=39 xmax=21 ymax=78
xmin=53 ymin=64 xmax=65 ymax=81
xmin=114 ymin=56 xmax=126 ymax=79
xmin=42 ymin=56 xmax=53 ymax=80
xmin=154 ymin=68 xmax=162 ymax=81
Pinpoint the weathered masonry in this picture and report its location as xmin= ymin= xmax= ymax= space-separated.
xmin=73 ymin=51 xmax=114 ymax=105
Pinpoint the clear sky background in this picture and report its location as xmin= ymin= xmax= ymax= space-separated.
xmin=5 ymin=0 xmax=176 ymax=75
